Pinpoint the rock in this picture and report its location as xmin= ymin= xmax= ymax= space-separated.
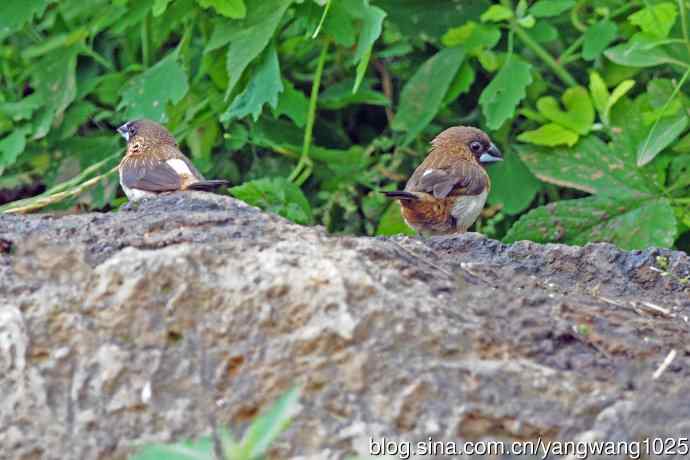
xmin=1 ymin=192 xmax=689 ymax=459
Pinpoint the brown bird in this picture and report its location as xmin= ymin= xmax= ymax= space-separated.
xmin=116 ymin=119 xmax=229 ymax=201
xmin=384 ymin=126 xmax=502 ymax=235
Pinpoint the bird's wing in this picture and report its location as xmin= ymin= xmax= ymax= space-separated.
xmin=120 ymin=155 xmax=182 ymax=192
xmin=159 ymin=144 xmax=205 ymax=180
xmin=408 ymin=162 xmax=488 ymax=198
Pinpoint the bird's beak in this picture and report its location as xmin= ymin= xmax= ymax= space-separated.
xmin=479 ymin=143 xmax=503 ymax=164
xmin=117 ymin=123 xmax=129 ymax=142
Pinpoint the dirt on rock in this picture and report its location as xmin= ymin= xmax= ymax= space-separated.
xmin=1 ymin=192 xmax=689 ymax=459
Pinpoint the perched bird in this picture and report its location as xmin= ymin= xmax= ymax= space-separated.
xmin=384 ymin=126 xmax=502 ymax=235
xmin=116 ymin=119 xmax=229 ymax=201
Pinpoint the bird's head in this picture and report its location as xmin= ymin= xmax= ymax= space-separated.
xmin=431 ymin=126 xmax=503 ymax=166
xmin=116 ymin=119 xmax=176 ymax=147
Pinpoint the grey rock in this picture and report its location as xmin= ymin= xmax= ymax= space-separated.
xmin=1 ymin=192 xmax=689 ymax=459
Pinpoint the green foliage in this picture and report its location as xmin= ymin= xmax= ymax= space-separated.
xmin=4 ymin=0 xmax=690 ymax=251
xmin=230 ymin=177 xmax=313 ymax=225
xmin=131 ymin=386 xmax=301 ymax=460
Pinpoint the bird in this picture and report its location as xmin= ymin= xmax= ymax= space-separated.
xmin=116 ymin=119 xmax=229 ymax=201
xmin=384 ymin=126 xmax=502 ymax=235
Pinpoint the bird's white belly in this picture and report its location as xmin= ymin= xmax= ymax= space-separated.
xmin=451 ymin=190 xmax=488 ymax=231
xmin=119 ymin=169 xmax=156 ymax=201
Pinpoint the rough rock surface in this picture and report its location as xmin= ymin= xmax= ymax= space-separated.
xmin=1 ymin=192 xmax=689 ymax=460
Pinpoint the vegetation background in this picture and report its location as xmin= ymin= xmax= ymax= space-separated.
xmin=2 ymin=0 xmax=690 ymax=251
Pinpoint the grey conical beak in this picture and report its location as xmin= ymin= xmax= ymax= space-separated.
xmin=479 ymin=143 xmax=503 ymax=164
xmin=117 ymin=123 xmax=129 ymax=141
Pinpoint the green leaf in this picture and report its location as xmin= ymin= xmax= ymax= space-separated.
xmin=589 ymin=71 xmax=609 ymax=116
xmin=527 ymin=21 xmax=558 ymax=43
xmin=351 ymin=0 xmax=385 ymax=92
xmin=0 ymin=93 xmax=44 ymax=121
xmin=376 ymin=201 xmax=416 ymax=236
xmin=197 ymin=0 xmax=246 ymax=18
xmin=628 ymin=2 xmax=677 ymax=39
xmin=236 ymin=386 xmax=302 ymax=458
xmin=529 ymin=0 xmax=574 ymax=17
xmin=230 ymin=178 xmax=313 ymax=225
xmin=582 ymin=19 xmax=617 ymax=60
xmin=637 ymin=114 xmax=688 ymax=166
xmin=504 ymin=195 xmax=677 ymax=249
xmin=517 ymin=136 xmax=653 ymax=198
xmin=131 ymin=430 xmax=238 ymax=460
xmin=31 ymin=43 xmax=80 ymax=138
xmin=0 ymin=0 xmax=50 ymax=40
xmin=536 ymin=86 xmax=594 ymax=135
xmin=517 ymin=123 xmax=579 ymax=147
xmin=220 ymin=0 xmax=292 ymax=98
xmin=479 ymin=55 xmax=532 ymax=130
xmin=609 ymin=80 xmax=635 ymax=109
xmin=376 ymin=0 xmax=489 ymax=39
xmin=118 ymin=49 xmax=189 ymax=123
xmin=487 ymin=150 xmax=541 ymax=215
xmin=352 ymin=0 xmax=386 ymax=63
xmin=480 ymin=4 xmax=513 ymax=22
xmin=273 ymin=80 xmax=308 ymax=127
xmin=0 ymin=127 xmax=29 ymax=170
xmin=604 ymin=35 xmax=673 ymax=67
xmin=152 ymin=0 xmax=172 ymax=16
xmin=319 ymin=79 xmax=389 ymax=110
xmin=442 ymin=22 xmax=501 ymax=52
xmin=392 ymin=46 xmax=466 ymax=145
xmin=324 ymin=1 xmax=357 ymax=46
xmin=443 ymin=62 xmax=476 ymax=104
xmin=222 ymin=44 xmax=283 ymax=122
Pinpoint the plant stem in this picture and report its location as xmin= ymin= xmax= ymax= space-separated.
xmin=679 ymin=0 xmax=690 ymax=60
xmin=2 ymin=166 xmax=118 ymax=214
xmin=289 ymin=40 xmax=329 ymax=185
xmin=559 ymin=36 xmax=584 ymax=64
xmin=512 ymin=24 xmax=578 ymax=87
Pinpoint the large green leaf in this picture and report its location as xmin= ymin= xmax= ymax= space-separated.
xmin=604 ymin=36 xmax=673 ymax=67
xmin=487 ymin=150 xmax=541 ymax=215
xmin=504 ymin=195 xmax=677 ymax=249
xmin=536 ymin=86 xmax=594 ymax=135
xmin=517 ymin=123 xmax=579 ymax=147
xmin=517 ymin=136 xmax=653 ymax=198
xmin=222 ymin=44 xmax=283 ymax=122
xmin=0 ymin=0 xmax=50 ymax=40
xmin=118 ymin=50 xmax=188 ymax=123
xmin=273 ymin=80 xmax=309 ymax=127
xmin=529 ymin=0 xmax=574 ymax=18
xmin=0 ymin=127 xmax=30 ymax=171
xmin=582 ymin=19 xmax=617 ymax=61
xmin=376 ymin=201 xmax=416 ymax=236
xmin=236 ymin=386 xmax=302 ymax=459
xmin=218 ymin=0 xmax=292 ymax=98
xmin=628 ymin=2 xmax=677 ymax=39
xmin=391 ymin=46 xmax=466 ymax=145
xmin=479 ymin=55 xmax=532 ymax=129
xmin=31 ymin=44 xmax=80 ymax=138
xmin=196 ymin=0 xmax=246 ymax=18
xmin=637 ymin=114 xmax=688 ymax=166
xmin=230 ymin=178 xmax=313 ymax=225
xmin=373 ymin=0 xmax=488 ymax=39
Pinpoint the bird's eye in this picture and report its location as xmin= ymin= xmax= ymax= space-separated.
xmin=469 ymin=141 xmax=483 ymax=153
xmin=128 ymin=125 xmax=137 ymax=136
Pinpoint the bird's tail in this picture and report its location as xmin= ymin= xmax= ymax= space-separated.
xmin=382 ymin=191 xmax=419 ymax=201
xmin=186 ymin=180 xmax=230 ymax=192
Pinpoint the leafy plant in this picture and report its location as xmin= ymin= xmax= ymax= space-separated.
xmin=130 ymin=386 xmax=301 ymax=460
xmin=3 ymin=0 xmax=690 ymax=251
